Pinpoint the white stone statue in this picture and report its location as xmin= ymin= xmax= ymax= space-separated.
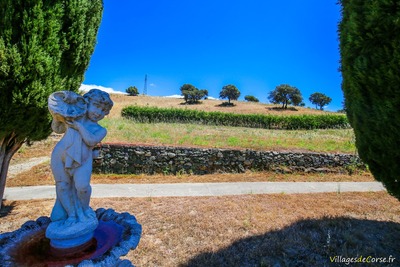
xmin=46 ymin=89 xmax=113 ymax=249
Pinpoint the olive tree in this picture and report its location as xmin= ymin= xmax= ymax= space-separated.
xmin=0 ymin=0 xmax=103 ymax=207
xmin=180 ymin=84 xmax=208 ymax=104
xmin=126 ymin=86 xmax=139 ymax=96
xmin=309 ymin=92 xmax=332 ymax=110
xmin=268 ymin=84 xmax=303 ymax=109
xmin=220 ymin=84 xmax=240 ymax=104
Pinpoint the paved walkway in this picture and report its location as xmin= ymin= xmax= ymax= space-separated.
xmin=4 ymin=182 xmax=385 ymax=200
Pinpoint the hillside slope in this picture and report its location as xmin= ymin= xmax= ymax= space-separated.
xmin=108 ymin=95 xmax=334 ymax=119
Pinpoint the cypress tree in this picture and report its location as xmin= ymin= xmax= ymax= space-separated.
xmin=339 ymin=0 xmax=400 ymax=199
xmin=0 ymin=0 xmax=103 ymax=207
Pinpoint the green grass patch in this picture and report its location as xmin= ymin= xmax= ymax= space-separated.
xmin=101 ymin=118 xmax=356 ymax=153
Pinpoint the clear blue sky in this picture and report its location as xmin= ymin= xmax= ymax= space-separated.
xmin=83 ymin=0 xmax=344 ymax=111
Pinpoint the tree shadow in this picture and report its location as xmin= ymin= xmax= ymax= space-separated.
xmin=180 ymin=101 xmax=203 ymax=105
xmin=216 ymin=102 xmax=235 ymax=107
xmin=267 ymin=106 xmax=298 ymax=111
xmin=181 ymin=217 xmax=400 ymax=267
xmin=0 ymin=201 xmax=15 ymax=218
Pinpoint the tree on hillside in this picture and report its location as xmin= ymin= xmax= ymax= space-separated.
xmin=126 ymin=86 xmax=139 ymax=96
xmin=339 ymin=0 xmax=400 ymax=200
xmin=180 ymin=84 xmax=208 ymax=104
xmin=244 ymin=95 xmax=259 ymax=102
xmin=337 ymin=101 xmax=346 ymax=113
xmin=309 ymin=92 xmax=332 ymax=110
xmin=291 ymin=91 xmax=304 ymax=107
xmin=0 ymin=0 xmax=103 ymax=208
xmin=268 ymin=84 xmax=303 ymax=109
xmin=220 ymin=84 xmax=240 ymax=105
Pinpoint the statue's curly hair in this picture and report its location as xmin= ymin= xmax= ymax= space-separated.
xmin=83 ymin=89 xmax=114 ymax=114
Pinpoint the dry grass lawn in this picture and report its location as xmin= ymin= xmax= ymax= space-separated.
xmin=11 ymin=137 xmax=58 ymax=165
xmin=1 ymin=192 xmax=399 ymax=266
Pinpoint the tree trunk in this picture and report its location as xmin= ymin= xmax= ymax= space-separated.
xmin=0 ymin=133 xmax=24 ymax=209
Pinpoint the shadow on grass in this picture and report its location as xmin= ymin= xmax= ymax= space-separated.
xmin=0 ymin=201 xmax=15 ymax=218
xmin=180 ymin=101 xmax=203 ymax=105
xmin=181 ymin=217 xmax=400 ymax=267
xmin=216 ymin=102 xmax=235 ymax=107
xmin=267 ymin=106 xmax=299 ymax=112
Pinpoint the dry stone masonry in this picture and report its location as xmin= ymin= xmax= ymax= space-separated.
xmin=93 ymin=144 xmax=364 ymax=175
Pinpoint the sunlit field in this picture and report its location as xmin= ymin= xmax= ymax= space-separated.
xmin=99 ymin=94 xmax=355 ymax=154
xmin=101 ymin=118 xmax=355 ymax=154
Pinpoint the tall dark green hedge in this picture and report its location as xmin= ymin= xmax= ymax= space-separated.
xmin=121 ymin=106 xmax=350 ymax=130
xmin=0 ymin=0 xmax=103 ymax=207
xmin=339 ymin=0 xmax=400 ymax=199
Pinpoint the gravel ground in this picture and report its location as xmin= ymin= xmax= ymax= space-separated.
xmin=8 ymin=157 xmax=50 ymax=177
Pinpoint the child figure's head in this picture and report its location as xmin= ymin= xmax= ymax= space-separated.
xmin=83 ymin=89 xmax=114 ymax=122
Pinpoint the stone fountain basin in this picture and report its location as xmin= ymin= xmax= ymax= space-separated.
xmin=0 ymin=208 xmax=142 ymax=267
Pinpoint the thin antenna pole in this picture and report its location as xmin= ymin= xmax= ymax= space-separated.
xmin=143 ymin=74 xmax=148 ymax=95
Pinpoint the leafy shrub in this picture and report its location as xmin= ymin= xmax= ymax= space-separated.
xmin=126 ymin=86 xmax=139 ymax=96
xmin=244 ymin=95 xmax=260 ymax=102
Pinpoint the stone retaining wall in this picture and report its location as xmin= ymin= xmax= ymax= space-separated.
xmin=93 ymin=144 xmax=363 ymax=175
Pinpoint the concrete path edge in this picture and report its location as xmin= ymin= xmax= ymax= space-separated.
xmin=4 ymin=182 xmax=386 ymax=201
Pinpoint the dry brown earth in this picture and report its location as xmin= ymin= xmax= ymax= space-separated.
xmin=1 ymin=192 xmax=399 ymax=266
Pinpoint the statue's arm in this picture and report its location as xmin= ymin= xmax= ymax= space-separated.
xmin=66 ymin=120 xmax=107 ymax=147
